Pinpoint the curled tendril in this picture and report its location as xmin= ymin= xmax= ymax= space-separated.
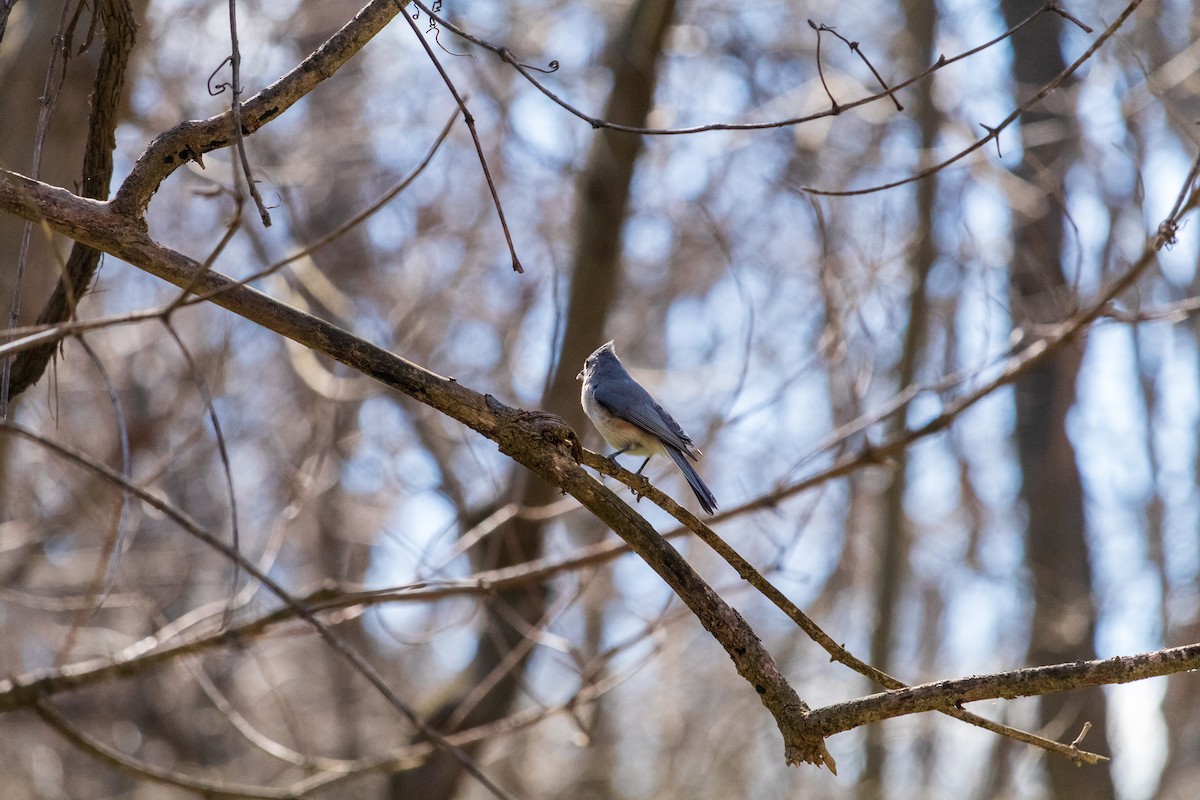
xmin=430 ymin=24 xmax=471 ymax=57
xmin=207 ymin=55 xmax=233 ymax=97
xmin=521 ymin=59 xmax=559 ymax=74
xmin=413 ymin=1 xmax=471 ymax=58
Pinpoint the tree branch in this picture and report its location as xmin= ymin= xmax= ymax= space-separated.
xmin=110 ymin=0 xmax=405 ymax=218
xmin=409 ymin=0 xmax=1060 ymax=135
xmin=808 ymin=643 xmax=1200 ymax=737
xmin=580 ymin=450 xmax=1106 ymax=765
xmin=0 ymin=168 xmax=833 ymax=770
xmin=803 ymin=0 xmax=1143 ymax=196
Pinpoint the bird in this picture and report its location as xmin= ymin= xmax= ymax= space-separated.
xmin=577 ymin=341 xmax=718 ymax=515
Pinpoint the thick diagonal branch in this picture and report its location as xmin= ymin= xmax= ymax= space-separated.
xmin=6 ymin=0 xmax=407 ymax=402
xmin=111 ymin=0 xmax=405 ymax=218
xmin=0 ymin=169 xmax=833 ymax=769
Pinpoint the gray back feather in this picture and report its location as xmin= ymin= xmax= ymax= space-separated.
xmin=587 ymin=346 xmax=698 ymax=458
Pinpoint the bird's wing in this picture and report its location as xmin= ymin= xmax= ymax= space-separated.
xmin=592 ymin=379 xmax=698 ymax=458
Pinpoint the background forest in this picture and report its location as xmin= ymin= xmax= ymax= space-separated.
xmin=2 ymin=0 xmax=1200 ymax=798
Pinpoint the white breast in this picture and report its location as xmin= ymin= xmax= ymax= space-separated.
xmin=582 ymin=384 xmax=660 ymax=457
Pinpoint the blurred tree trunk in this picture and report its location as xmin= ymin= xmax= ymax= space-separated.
xmin=0 ymin=0 xmax=141 ymax=508
xmin=0 ymin=3 xmax=106 ymax=330
xmin=1156 ymin=281 xmax=1200 ymax=796
xmin=1155 ymin=618 xmax=1200 ymax=798
xmin=0 ymin=0 xmax=142 ymax=711
xmin=571 ymin=568 xmax=620 ymax=800
xmin=859 ymin=0 xmax=938 ymax=797
xmin=289 ymin=0 xmax=382 ymax=759
xmin=1001 ymin=2 xmax=1115 ymax=798
xmin=387 ymin=0 xmax=677 ymax=796
xmin=2 ymin=0 xmax=140 ymax=406
xmin=1131 ymin=319 xmax=1197 ymax=799
xmin=1150 ymin=0 xmax=1200 ymax=779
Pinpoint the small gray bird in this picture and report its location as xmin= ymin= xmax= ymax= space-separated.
xmin=577 ymin=341 xmax=718 ymax=515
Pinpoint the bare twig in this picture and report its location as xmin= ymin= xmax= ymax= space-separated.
xmin=761 ymin=147 xmax=1198 ymax=505
xmin=398 ymin=1 xmax=523 ymax=272
xmin=0 ymin=107 xmax=456 ymax=366
xmin=410 ymin=0 xmax=1057 ymax=135
xmin=808 ymin=19 xmax=839 ymax=112
xmin=1098 ymin=296 xmax=1200 ymax=323
xmin=164 ymin=174 xmax=245 ymax=314
xmin=0 ymin=422 xmax=519 ymax=800
xmin=52 ymin=335 xmax=133 ymax=667
xmin=161 ymin=321 xmax=242 ymax=625
xmin=112 ymin=0 xmax=406 ymax=218
xmin=809 ymin=19 xmax=903 ymax=111
xmin=576 ymin=155 xmax=1200 ymax=763
xmin=2 ymin=92 xmax=1194 ymax=776
xmin=34 ymin=696 xmax=291 ymax=799
xmin=1049 ymin=1 xmax=1095 ymax=33
xmin=804 ymin=0 xmax=1140 ymax=196
xmin=179 ymin=104 xmax=461 ymax=306
xmin=1 ymin=169 xmax=837 ymax=769
xmin=580 ymin=449 xmax=1108 ymax=766
xmin=223 ymin=0 xmax=272 ymax=225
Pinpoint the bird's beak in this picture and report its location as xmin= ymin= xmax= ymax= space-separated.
xmin=576 ymin=369 xmax=584 ymax=380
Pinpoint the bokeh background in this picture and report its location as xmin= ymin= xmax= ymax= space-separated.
xmin=2 ymin=0 xmax=1199 ymax=798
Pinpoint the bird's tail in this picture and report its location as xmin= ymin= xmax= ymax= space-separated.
xmin=666 ymin=446 xmax=718 ymax=515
